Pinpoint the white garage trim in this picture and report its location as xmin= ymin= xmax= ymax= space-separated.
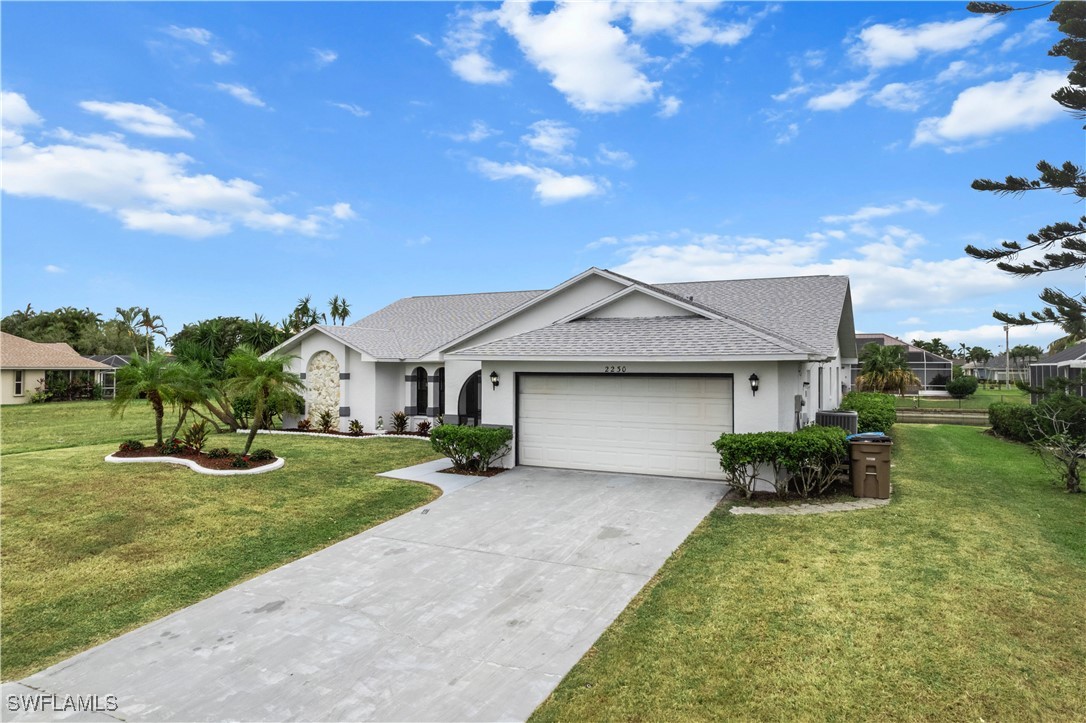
xmin=515 ymin=373 xmax=733 ymax=480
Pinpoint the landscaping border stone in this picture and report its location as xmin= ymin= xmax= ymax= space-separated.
xmin=105 ymin=453 xmax=285 ymax=476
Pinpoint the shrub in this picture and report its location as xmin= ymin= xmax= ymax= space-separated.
xmin=158 ymin=438 xmax=184 ymax=455
xmin=946 ymin=376 xmax=979 ymax=399
xmin=839 ymin=392 xmax=896 ymax=433
xmin=712 ymin=432 xmax=789 ymax=498
xmin=391 ymin=411 xmax=409 ymax=434
xmin=118 ymin=439 xmax=144 ymax=453
xmin=249 ymin=448 xmax=275 ymax=462
xmin=989 ymin=402 xmax=1033 ymax=443
xmin=296 ymin=418 xmax=312 ymax=431
xmin=183 ymin=420 xmax=210 ymax=452
xmin=416 ymin=420 xmax=432 ymax=436
xmin=317 ymin=409 xmax=336 ymax=434
xmin=230 ymin=455 xmax=251 ymax=469
xmin=92 ymin=384 xmax=104 ymax=401
xmin=1027 ymin=394 xmax=1086 ymax=493
xmin=348 ymin=419 xmax=364 ymax=436
xmin=430 ymin=425 xmax=513 ymax=472
xmin=207 ymin=447 xmax=232 ymax=459
xmin=782 ymin=425 xmax=848 ymax=498
xmin=930 ymin=373 xmax=950 ymax=388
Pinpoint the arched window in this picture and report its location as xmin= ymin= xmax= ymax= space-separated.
xmin=414 ymin=366 xmax=428 ymax=415
xmin=434 ymin=368 xmax=445 ymax=416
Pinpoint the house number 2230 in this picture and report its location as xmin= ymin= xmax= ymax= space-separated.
xmin=604 ymin=366 xmax=627 ymax=373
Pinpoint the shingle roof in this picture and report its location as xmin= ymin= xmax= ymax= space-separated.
xmin=331 ymin=290 xmax=545 ymax=359
xmin=453 ymin=316 xmax=811 ymax=358
xmin=1 ymin=333 xmax=112 ymax=370
xmin=1034 ymin=341 xmax=1086 ymax=365
xmin=656 ymin=276 xmax=851 ymax=357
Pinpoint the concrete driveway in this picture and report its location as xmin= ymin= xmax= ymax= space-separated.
xmin=4 ymin=467 xmax=724 ymax=722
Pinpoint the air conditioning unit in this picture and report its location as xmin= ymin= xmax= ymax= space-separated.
xmin=815 ymin=410 xmax=859 ymax=435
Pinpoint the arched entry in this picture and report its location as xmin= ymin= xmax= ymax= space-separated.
xmin=306 ymin=351 xmax=340 ymax=421
xmin=457 ymin=370 xmax=482 ymax=426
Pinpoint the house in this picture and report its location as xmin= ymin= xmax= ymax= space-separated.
xmin=1028 ymin=341 xmax=1086 ymax=402
xmin=267 ymin=268 xmax=857 ymax=480
xmin=962 ymin=352 xmax=1032 ymax=385
xmin=849 ymin=333 xmax=954 ymax=393
xmin=0 ymin=332 xmax=112 ymax=404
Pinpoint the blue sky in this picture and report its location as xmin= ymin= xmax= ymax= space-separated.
xmin=2 ymin=1 xmax=1081 ymax=352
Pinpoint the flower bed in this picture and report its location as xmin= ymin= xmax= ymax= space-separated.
xmin=110 ymin=443 xmax=280 ymax=473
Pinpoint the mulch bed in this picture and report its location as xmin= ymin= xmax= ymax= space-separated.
xmin=438 ymin=467 xmax=507 ymax=478
xmin=113 ymin=446 xmax=278 ymax=471
xmin=275 ymin=428 xmax=430 ymax=438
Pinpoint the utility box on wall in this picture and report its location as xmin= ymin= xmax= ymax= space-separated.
xmin=849 ymin=437 xmax=892 ymax=499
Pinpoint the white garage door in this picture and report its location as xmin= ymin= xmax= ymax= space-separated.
xmin=517 ymin=375 xmax=732 ymax=479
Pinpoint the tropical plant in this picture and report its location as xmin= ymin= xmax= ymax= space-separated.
xmin=111 ymin=352 xmax=180 ymax=446
xmin=855 ymin=343 xmax=920 ymax=394
xmin=166 ymin=361 xmax=216 ymax=439
xmin=416 ymin=420 xmax=432 ymax=436
xmin=182 ymin=420 xmax=211 ymax=453
xmin=297 ymin=418 xmax=312 ymax=431
xmin=115 ymin=306 xmax=143 ymax=355
xmin=328 ymin=295 xmax=352 ymax=325
xmin=390 ymin=410 xmax=409 ymax=433
xmin=250 ymin=448 xmax=275 ymax=462
xmin=317 ymin=409 xmax=336 ymax=433
xmin=137 ymin=308 xmax=168 ymax=360
xmin=348 ymin=419 xmax=364 ymax=436
xmin=225 ymin=345 xmax=304 ymax=455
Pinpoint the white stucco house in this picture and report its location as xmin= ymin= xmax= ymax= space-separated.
xmin=267 ymin=268 xmax=857 ymax=480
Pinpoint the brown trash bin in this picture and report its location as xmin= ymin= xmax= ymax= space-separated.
xmin=850 ymin=440 xmax=893 ymax=499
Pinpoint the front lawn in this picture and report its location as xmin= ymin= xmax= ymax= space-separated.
xmin=1 ymin=407 xmax=442 ymax=681
xmin=532 ymin=425 xmax=1085 ymax=721
xmin=1 ymin=400 xmax=160 ymax=455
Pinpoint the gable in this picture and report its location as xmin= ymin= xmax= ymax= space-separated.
xmin=584 ymin=289 xmax=699 ymax=320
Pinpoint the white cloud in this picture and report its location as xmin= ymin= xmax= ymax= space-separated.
xmin=623 ymin=1 xmax=762 ymax=46
xmin=448 ymin=120 xmax=498 ymax=143
xmin=905 ymin=322 xmax=1060 ymax=349
xmin=521 ymin=119 xmax=578 ymax=163
xmin=442 ymin=7 xmax=512 ymax=85
xmin=2 ymin=91 xmax=44 ymax=139
xmin=312 ymin=48 xmax=338 ymax=67
xmin=214 ymin=82 xmax=267 ymax=108
xmin=912 ymin=70 xmax=1066 ymax=148
xmin=850 ymin=16 xmax=1004 ymax=69
xmin=1000 ymin=18 xmax=1051 ymax=52
xmin=210 ymin=50 xmax=234 ymax=65
xmin=473 ymin=158 xmax=607 ymax=204
xmin=772 ymin=84 xmax=811 ymax=102
xmin=657 ymin=95 xmax=682 ymax=118
xmin=602 ymin=227 xmax=1021 ymax=313
xmin=775 ymin=122 xmax=799 ymax=144
xmin=406 ymin=234 xmax=431 ymax=247
xmin=327 ymin=202 xmax=357 ymax=220
xmin=165 ymin=25 xmax=213 ymax=46
xmin=79 ymin=101 xmax=193 ymax=139
xmin=2 ymin=94 xmax=348 ymax=239
xmin=413 ymin=34 xmax=434 ymax=47
xmin=821 ymin=198 xmax=941 ymax=224
xmin=596 ymin=144 xmax=635 ymax=169
xmin=868 ymin=81 xmax=927 ymax=112
xmin=330 ymin=102 xmax=370 ymax=118
xmin=807 ymin=79 xmax=871 ymax=111
xmin=44 ymin=264 xmax=65 ymax=274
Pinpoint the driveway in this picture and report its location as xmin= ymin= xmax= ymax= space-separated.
xmin=4 ymin=467 xmax=724 ymax=722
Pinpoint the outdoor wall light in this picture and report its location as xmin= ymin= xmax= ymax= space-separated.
xmin=748 ymin=373 xmax=760 ymax=396
xmin=490 ymin=371 xmax=500 ymax=389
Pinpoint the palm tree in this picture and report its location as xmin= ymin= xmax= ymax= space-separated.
xmin=138 ymin=308 xmax=168 ymax=360
xmin=167 ymin=362 xmax=216 ymax=439
xmin=242 ymin=314 xmax=283 ymax=352
xmin=855 ymin=343 xmax=921 ymax=395
xmin=225 ymin=345 xmax=304 ymax=455
xmin=112 ymin=352 xmax=180 ymax=446
xmin=338 ymin=297 xmax=350 ymax=325
xmin=115 ymin=306 xmax=143 ymax=355
xmin=327 ymin=295 xmax=352 ymax=325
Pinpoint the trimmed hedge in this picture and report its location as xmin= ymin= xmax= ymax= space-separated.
xmin=839 ymin=392 xmax=896 ymax=433
xmin=430 ymin=425 xmax=512 ymax=472
xmin=713 ymin=425 xmax=847 ymax=499
xmin=990 ymin=396 xmax=1086 ymax=443
xmin=946 ymin=376 xmax=979 ymax=399
xmin=989 ymin=402 xmax=1033 ymax=442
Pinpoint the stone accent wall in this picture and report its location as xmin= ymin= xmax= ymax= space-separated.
xmin=306 ymin=351 xmax=340 ymax=421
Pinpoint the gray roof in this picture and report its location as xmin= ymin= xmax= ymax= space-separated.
xmin=1034 ymin=341 xmax=1086 ymax=365
xmin=657 ymin=276 xmax=851 ymax=357
xmin=322 ymin=290 xmax=544 ymax=359
xmin=454 ymin=316 xmax=811 ymax=358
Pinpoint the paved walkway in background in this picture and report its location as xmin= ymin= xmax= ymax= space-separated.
xmin=4 ymin=467 xmax=724 ymax=722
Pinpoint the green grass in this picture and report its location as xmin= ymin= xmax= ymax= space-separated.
xmin=893 ymin=387 xmax=1029 ymax=410
xmin=1 ymin=400 xmax=161 ymax=455
xmin=1 ymin=404 xmax=442 ymax=681
xmin=532 ymin=425 xmax=1085 ymax=722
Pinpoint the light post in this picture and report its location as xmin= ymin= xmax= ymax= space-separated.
xmin=1003 ymin=323 xmax=1010 ymax=390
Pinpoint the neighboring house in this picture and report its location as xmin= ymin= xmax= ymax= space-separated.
xmin=849 ymin=333 xmax=954 ymax=393
xmin=84 ymin=354 xmax=132 ymax=400
xmin=962 ymin=352 xmax=1032 ymax=384
xmin=0 ymin=332 xmax=112 ymax=404
xmin=1028 ymin=341 xmax=1086 ymax=402
xmin=268 ymin=268 xmax=857 ymax=480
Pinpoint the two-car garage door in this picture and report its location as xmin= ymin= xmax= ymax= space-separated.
xmin=517 ymin=374 xmax=732 ymax=480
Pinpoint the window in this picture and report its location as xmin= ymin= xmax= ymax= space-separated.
xmin=414 ymin=366 xmax=428 ymax=414
xmin=13 ymin=370 xmax=23 ymax=396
